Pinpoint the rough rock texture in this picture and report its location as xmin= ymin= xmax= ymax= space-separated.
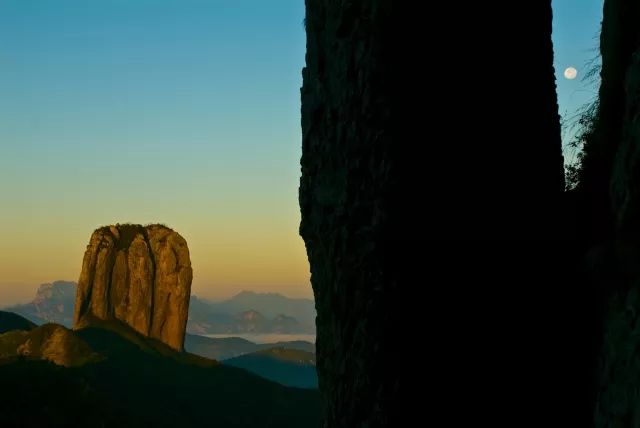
xmin=612 ymin=53 xmax=640 ymax=240
xmin=595 ymin=285 xmax=640 ymax=427
xmin=300 ymin=1 xmax=573 ymax=426
xmin=73 ymin=224 xmax=192 ymax=351
xmin=588 ymin=1 xmax=640 ymax=426
xmin=580 ymin=0 xmax=640 ymax=245
xmin=300 ymin=2 xmax=392 ymax=426
xmin=0 ymin=323 xmax=100 ymax=367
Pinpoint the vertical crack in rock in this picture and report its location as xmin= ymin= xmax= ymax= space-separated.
xmin=73 ymin=224 xmax=192 ymax=351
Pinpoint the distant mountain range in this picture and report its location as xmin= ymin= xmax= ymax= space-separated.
xmin=5 ymin=281 xmax=76 ymax=327
xmin=184 ymin=333 xmax=314 ymax=360
xmin=184 ymin=334 xmax=316 ymax=388
xmin=3 ymin=282 xmax=316 ymax=335
xmin=205 ymin=291 xmax=316 ymax=326
xmin=188 ymin=292 xmax=316 ymax=334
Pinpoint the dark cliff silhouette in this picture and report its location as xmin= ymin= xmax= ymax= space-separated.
xmin=299 ymin=1 xmax=601 ymax=426
xmin=300 ymin=1 xmax=392 ymax=426
xmin=574 ymin=1 xmax=640 ymax=425
xmin=300 ymin=0 xmax=640 ymax=425
xmin=3 ymin=1 xmax=640 ymax=426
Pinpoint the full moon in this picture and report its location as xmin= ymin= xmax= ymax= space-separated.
xmin=564 ymin=67 xmax=578 ymax=80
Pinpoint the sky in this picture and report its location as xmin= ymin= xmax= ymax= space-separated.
xmin=0 ymin=0 xmax=308 ymax=304
xmin=0 ymin=0 xmax=605 ymax=305
xmin=552 ymin=0 xmax=604 ymax=162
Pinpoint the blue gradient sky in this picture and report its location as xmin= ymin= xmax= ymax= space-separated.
xmin=0 ymin=0 xmax=308 ymax=303
xmin=552 ymin=0 xmax=603 ymax=161
xmin=0 ymin=1 xmax=604 ymax=305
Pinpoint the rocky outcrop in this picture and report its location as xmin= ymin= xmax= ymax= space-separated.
xmin=73 ymin=224 xmax=192 ymax=351
xmin=0 ymin=323 xmax=100 ymax=367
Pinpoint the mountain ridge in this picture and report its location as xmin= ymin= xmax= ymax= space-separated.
xmin=188 ymin=292 xmax=315 ymax=334
xmin=184 ymin=333 xmax=314 ymax=360
xmin=0 ymin=314 xmax=320 ymax=427
xmin=3 ymin=283 xmax=316 ymax=335
xmin=224 ymin=347 xmax=318 ymax=389
xmin=0 ymin=311 xmax=37 ymax=334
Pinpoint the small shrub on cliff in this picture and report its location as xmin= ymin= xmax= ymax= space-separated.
xmin=563 ymin=100 xmax=598 ymax=191
xmin=562 ymin=42 xmax=601 ymax=191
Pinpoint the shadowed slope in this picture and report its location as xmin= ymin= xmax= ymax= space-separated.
xmin=0 ymin=311 xmax=36 ymax=334
xmin=225 ymin=347 xmax=318 ymax=389
xmin=185 ymin=333 xmax=314 ymax=360
xmin=0 ymin=320 xmax=320 ymax=427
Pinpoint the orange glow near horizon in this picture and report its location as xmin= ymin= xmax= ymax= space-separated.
xmin=0 ymin=211 xmax=313 ymax=306
xmin=0 ymin=0 xmax=312 ymax=307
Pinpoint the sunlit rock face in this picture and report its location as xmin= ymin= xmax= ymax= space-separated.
xmin=0 ymin=323 xmax=100 ymax=367
xmin=73 ymin=224 xmax=192 ymax=351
